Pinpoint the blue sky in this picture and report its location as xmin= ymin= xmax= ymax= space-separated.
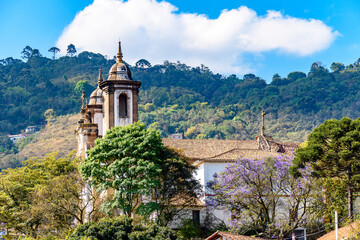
xmin=1 ymin=0 xmax=360 ymax=82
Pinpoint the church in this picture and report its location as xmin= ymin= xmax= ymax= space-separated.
xmin=75 ymin=42 xmax=297 ymax=226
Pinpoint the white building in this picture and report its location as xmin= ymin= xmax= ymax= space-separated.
xmin=75 ymin=42 xmax=298 ymax=227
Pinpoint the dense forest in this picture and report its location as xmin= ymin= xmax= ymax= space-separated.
xmin=1 ymin=47 xmax=360 ymax=151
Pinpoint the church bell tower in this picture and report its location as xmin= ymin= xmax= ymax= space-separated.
xmin=75 ymin=42 xmax=141 ymax=158
xmin=100 ymin=42 xmax=141 ymax=133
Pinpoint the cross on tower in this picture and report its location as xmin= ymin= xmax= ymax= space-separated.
xmin=261 ymin=109 xmax=266 ymax=136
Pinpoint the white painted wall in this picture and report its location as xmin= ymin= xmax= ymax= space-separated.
xmin=94 ymin=112 xmax=103 ymax=137
xmin=204 ymin=162 xmax=231 ymax=194
xmin=195 ymin=161 xmax=234 ymax=226
xmin=114 ymin=89 xmax=133 ymax=126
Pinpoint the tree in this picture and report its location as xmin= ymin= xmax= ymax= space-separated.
xmin=0 ymin=57 xmax=22 ymax=66
xmin=150 ymin=148 xmax=201 ymax=226
xmin=67 ymin=44 xmax=77 ymax=57
xmin=80 ymin=123 xmax=163 ymax=218
xmin=291 ymin=117 xmax=360 ymax=220
xmin=21 ymin=46 xmax=33 ymax=60
xmin=135 ymin=59 xmax=152 ymax=68
xmin=79 ymin=122 xmax=200 ymax=222
xmin=44 ymin=109 xmax=56 ymax=126
xmin=243 ymin=73 xmax=256 ymax=80
xmin=68 ymin=216 xmax=178 ymax=240
xmin=30 ymin=49 xmax=42 ymax=58
xmin=0 ymin=152 xmax=82 ymax=237
xmin=74 ymin=80 xmax=95 ymax=97
xmin=272 ymin=73 xmax=281 ymax=80
xmin=48 ymin=47 xmax=60 ymax=60
xmin=208 ymin=155 xmax=323 ymax=237
xmin=287 ymin=71 xmax=306 ymax=81
xmin=0 ymin=134 xmax=17 ymax=154
xmin=330 ymin=62 xmax=345 ymax=72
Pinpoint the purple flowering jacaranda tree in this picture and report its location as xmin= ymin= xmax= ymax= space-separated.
xmin=207 ymin=154 xmax=324 ymax=238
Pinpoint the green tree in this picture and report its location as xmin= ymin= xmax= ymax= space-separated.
xmin=68 ymin=216 xmax=178 ymax=240
xmin=44 ymin=109 xmax=57 ymax=126
xmin=30 ymin=49 xmax=42 ymax=58
xmin=48 ymin=47 xmax=60 ymax=60
xmin=291 ymin=117 xmax=360 ymax=220
xmin=80 ymin=123 xmax=163 ymax=217
xmin=330 ymin=62 xmax=345 ymax=72
xmin=135 ymin=59 xmax=152 ymax=68
xmin=287 ymin=71 xmax=306 ymax=81
xmin=150 ymin=148 xmax=201 ymax=226
xmin=21 ymin=46 xmax=33 ymax=60
xmin=74 ymin=80 xmax=95 ymax=97
xmin=79 ymin=122 xmax=200 ymax=222
xmin=0 ymin=134 xmax=17 ymax=154
xmin=0 ymin=152 xmax=79 ymax=237
xmin=67 ymin=44 xmax=77 ymax=57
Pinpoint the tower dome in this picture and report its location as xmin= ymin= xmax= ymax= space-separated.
xmin=107 ymin=42 xmax=132 ymax=81
xmin=89 ymin=69 xmax=104 ymax=105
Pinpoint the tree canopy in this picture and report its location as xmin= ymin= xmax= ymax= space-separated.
xmin=291 ymin=117 xmax=360 ymax=220
xmin=67 ymin=44 xmax=77 ymax=57
xmin=79 ymin=122 xmax=200 ymax=222
xmin=0 ymin=152 xmax=91 ymax=237
xmin=48 ymin=47 xmax=60 ymax=60
xmin=208 ymin=155 xmax=323 ymax=237
xmin=68 ymin=216 xmax=178 ymax=240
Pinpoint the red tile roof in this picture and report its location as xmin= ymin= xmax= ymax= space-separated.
xmin=206 ymin=231 xmax=267 ymax=240
xmin=317 ymin=222 xmax=360 ymax=240
xmin=162 ymin=139 xmax=296 ymax=162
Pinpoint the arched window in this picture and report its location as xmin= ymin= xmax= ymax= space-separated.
xmin=119 ymin=94 xmax=127 ymax=117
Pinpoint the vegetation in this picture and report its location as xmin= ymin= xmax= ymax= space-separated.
xmin=2 ymin=48 xmax=360 ymax=146
xmin=208 ymin=155 xmax=324 ymax=237
xmin=0 ymin=114 xmax=79 ymax=170
xmin=0 ymin=152 xmax=90 ymax=238
xmin=68 ymin=216 xmax=178 ymax=240
xmin=80 ymin=122 xmax=200 ymax=224
xmin=291 ymin=117 xmax=360 ymax=220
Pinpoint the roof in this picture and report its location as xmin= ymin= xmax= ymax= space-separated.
xmin=317 ymin=222 xmax=360 ymax=240
xmin=206 ymin=231 xmax=267 ymax=240
xmin=169 ymin=194 xmax=205 ymax=208
xmin=162 ymin=139 xmax=296 ymax=162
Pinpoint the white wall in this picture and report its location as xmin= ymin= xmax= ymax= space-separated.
xmin=94 ymin=112 xmax=103 ymax=137
xmin=114 ymin=89 xmax=133 ymax=126
xmin=195 ymin=161 xmax=234 ymax=225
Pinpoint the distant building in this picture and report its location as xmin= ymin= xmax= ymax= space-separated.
xmin=170 ymin=133 xmax=183 ymax=139
xmin=25 ymin=126 xmax=39 ymax=133
xmin=8 ymin=133 xmax=27 ymax=142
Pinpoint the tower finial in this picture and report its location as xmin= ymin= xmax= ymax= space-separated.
xmin=261 ymin=109 xmax=266 ymax=136
xmin=116 ymin=41 xmax=123 ymax=62
xmin=98 ymin=69 xmax=103 ymax=85
xmin=81 ymin=90 xmax=85 ymax=109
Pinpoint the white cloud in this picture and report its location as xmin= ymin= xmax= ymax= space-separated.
xmin=56 ymin=0 xmax=338 ymax=75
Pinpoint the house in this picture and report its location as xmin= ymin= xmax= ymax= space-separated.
xmin=169 ymin=133 xmax=184 ymax=139
xmin=25 ymin=126 xmax=39 ymax=133
xmin=8 ymin=133 xmax=26 ymax=142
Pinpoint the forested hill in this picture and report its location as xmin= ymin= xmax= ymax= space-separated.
xmin=1 ymin=52 xmax=360 ymax=144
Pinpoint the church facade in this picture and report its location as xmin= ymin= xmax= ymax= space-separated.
xmin=76 ymin=43 xmax=297 ymax=227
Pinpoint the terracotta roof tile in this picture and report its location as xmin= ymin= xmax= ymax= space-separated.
xmin=317 ymin=222 xmax=360 ymax=240
xmin=162 ymin=139 xmax=296 ymax=162
xmin=206 ymin=230 xmax=267 ymax=240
